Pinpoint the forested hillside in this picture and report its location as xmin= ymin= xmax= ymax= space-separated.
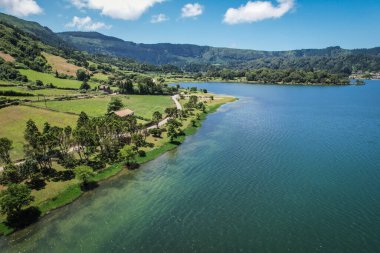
xmin=58 ymin=31 xmax=380 ymax=74
xmin=1 ymin=12 xmax=379 ymax=76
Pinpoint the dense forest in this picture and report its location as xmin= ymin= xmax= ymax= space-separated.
xmin=202 ymin=68 xmax=349 ymax=85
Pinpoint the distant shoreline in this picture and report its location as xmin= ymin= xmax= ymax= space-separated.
xmin=170 ymin=79 xmax=352 ymax=86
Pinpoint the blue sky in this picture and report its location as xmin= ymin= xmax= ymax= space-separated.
xmin=1 ymin=0 xmax=379 ymax=50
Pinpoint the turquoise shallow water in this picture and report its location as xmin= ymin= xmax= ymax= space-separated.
xmin=1 ymin=81 xmax=380 ymax=253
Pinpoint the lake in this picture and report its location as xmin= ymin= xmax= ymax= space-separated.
xmin=1 ymin=81 xmax=380 ymax=253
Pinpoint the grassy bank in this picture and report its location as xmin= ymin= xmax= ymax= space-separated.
xmin=0 ymin=95 xmax=237 ymax=236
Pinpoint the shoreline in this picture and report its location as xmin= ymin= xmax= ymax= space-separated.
xmin=168 ymin=79 xmax=353 ymax=86
xmin=0 ymin=95 xmax=237 ymax=236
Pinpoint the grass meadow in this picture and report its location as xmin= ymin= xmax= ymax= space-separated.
xmin=0 ymin=106 xmax=78 ymax=161
xmin=33 ymin=95 xmax=174 ymax=119
xmin=19 ymin=69 xmax=97 ymax=89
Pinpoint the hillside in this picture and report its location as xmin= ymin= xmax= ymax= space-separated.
xmin=58 ymin=31 xmax=380 ymax=74
xmin=0 ymin=13 xmax=68 ymax=49
xmin=0 ymin=12 xmax=379 ymax=75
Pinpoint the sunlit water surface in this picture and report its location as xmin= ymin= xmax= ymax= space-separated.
xmin=1 ymin=81 xmax=380 ymax=253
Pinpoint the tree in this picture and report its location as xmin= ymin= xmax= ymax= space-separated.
xmin=131 ymin=133 xmax=145 ymax=150
xmin=18 ymin=159 xmax=41 ymax=186
xmin=73 ymin=123 xmax=97 ymax=162
xmin=88 ymin=64 xmax=97 ymax=71
xmin=0 ymin=165 xmax=22 ymax=184
xmin=35 ymin=80 xmax=43 ymax=86
xmin=189 ymin=95 xmax=198 ymax=106
xmin=119 ymin=79 xmax=134 ymax=94
xmin=74 ymin=166 xmax=95 ymax=185
xmin=107 ymin=97 xmax=124 ymax=113
xmin=152 ymin=111 xmax=163 ymax=128
xmin=24 ymin=120 xmax=53 ymax=169
xmin=197 ymin=102 xmax=206 ymax=112
xmin=119 ymin=145 xmax=136 ymax=166
xmin=149 ymin=128 xmax=162 ymax=138
xmin=0 ymin=184 xmax=33 ymax=218
xmin=76 ymin=69 xmax=88 ymax=81
xmin=167 ymin=119 xmax=183 ymax=142
xmin=80 ymin=80 xmax=91 ymax=90
xmin=77 ymin=112 xmax=90 ymax=129
xmin=165 ymin=107 xmax=178 ymax=118
xmin=0 ymin=137 xmax=13 ymax=165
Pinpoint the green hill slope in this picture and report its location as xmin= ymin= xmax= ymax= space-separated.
xmin=0 ymin=13 xmax=68 ymax=49
xmin=58 ymin=31 xmax=380 ymax=74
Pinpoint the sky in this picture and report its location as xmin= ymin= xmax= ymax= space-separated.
xmin=0 ymin=0 xmax=379 ymax=51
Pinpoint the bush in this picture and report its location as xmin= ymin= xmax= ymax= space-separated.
xmin=0 ymin=90 xmax=34 ymax=97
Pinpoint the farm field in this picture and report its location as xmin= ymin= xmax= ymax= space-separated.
xmin=0 ymin=51 xmax=14 ymax=62
xmin=33 ymin=95 xmax=174 ymax=119
xmin=19 ymin=69 xmax=97 ymax=89
xmin=42 ymin=52 xmax=83 ymax=76
xmin=0 ymin=105 xmax=78 ymax=161
xmin=0 ymin=86 xmax=80 ymax=96
xmin=92 ymin=73 xmax=109 ymax=81
xmin=0 ymin=80 xmax=23 ymax=85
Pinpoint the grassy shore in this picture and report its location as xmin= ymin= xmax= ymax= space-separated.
xmin=0 ymin=95 xmax=237 ymax=236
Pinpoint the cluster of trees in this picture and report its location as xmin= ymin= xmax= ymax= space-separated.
xmin=184 ymin=95 xmax=206 ymax=112
xmin=0 ymin=22 xmax=50 ymax=72
xmin=115 ymin=75 xmax=178 ymax=95
xmin=199 ymin=68 xmax=348 ymax=85
xmin=0 ymin=90 xmax=33 ymax=97
xmin=0 ymin=61 xmax=28 ymax=82
xmin=239 ymin=54 xmax=380 ymax=75
xmin=245 ymin=69 xmax=348 ymax=84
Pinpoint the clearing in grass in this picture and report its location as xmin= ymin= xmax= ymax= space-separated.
xmin=92 ymin=73 xmax=109 ymax=82
xmin=42 ymin=52 xmax=83 ymax=77
xmin=0 ymin=51 xmax=15 ymax=62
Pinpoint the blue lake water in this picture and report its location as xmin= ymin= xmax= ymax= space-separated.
xmin=1 ymin=81 xmax=380 ymax=253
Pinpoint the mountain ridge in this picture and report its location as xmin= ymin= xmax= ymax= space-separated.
xmin=1 ymin=12 xmax=380 ymax=74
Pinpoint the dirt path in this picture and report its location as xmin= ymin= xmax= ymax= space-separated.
xmin=147 ymin=95 xmax=182 ymax=130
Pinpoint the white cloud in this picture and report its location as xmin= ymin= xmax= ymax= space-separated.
xmin=0 ymin=0 xmax=42 ymax=17
xmin=224 ymin=0 xmax=294 ymax=24
xmin=70 ymin=0 xmax=87 ymax=9
xmin=66 ymin=16 xmax=111 ymax=31
xmin=181 ymin=3 xmax=204 ymax=18
xmin=151 ymin=13 xmax=168 ymax=23
xmin=70 ymin=0 xmax=164 ymax=20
